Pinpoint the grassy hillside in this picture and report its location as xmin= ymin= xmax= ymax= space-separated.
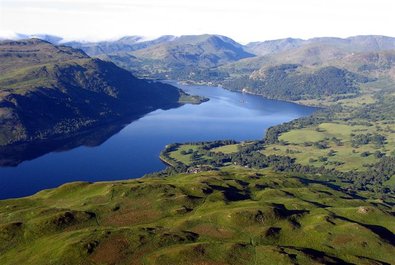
xmin=1 ymin=166 xmax=394 ymax=265
xmin=0 ymin=39 xmax=183 ymax=146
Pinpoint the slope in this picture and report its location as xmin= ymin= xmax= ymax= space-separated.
xmin=0 ymin=39 xmax=182 ymax=145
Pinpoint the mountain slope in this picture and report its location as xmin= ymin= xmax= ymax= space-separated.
xmin=223 ymin=64 xmax=370 ymax=101
xmin=132 ymin=34 xmax=254 ymax=67
xmin=245 ymin=38 xmax=305 ymax=56
xmin=0 ymin=39 xmax=182 ymax=145
xmin=0 ymin=167 xmax=394 ymax=265
xmin=246 ymin=35 xmax=395 ymax=56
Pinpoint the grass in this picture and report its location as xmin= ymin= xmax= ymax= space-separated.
xmin=168 ymin=144 xmax=200 ymax=165
xmin=384 ymin=175 xmax=395 ymax=187
xmin=0 ymin=59 xmax=91 ymax=94
xmin=1 ymin=167 xmax=394 ymax=265
xmin=268 ymin=122 xmax=393 ymax=171
xmin=279 ymin=128 xmax=325 ymax=144
xmin=163 ymin=117 xmax=393 ymax=173
xmin=279 ymin=122 xmax=371 ymax=144
xmin=178 ymin=94 xmax=208 ymax=105
xmin=211 ymin=144 xmax=240 ymax=154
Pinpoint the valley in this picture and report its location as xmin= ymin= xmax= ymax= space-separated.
xmin=0 ymin=82 xmax=314 ymax=199
xmin=0 ymin=34 xmax=395 ymax=265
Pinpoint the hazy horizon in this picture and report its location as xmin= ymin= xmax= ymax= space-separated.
xmin=2 ymin=31 xmax=395 ymax=45
xmin=1 ymin=0 xmax=395 ymax=44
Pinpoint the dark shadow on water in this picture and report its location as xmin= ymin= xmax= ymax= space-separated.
xmin=0 ymin=94 xmax=183 ymax=167
xmin=0 ymin=115 xmax=145 ymax=167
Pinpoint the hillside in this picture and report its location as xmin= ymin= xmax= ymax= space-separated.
xmin=0 ymin=39 xmax=183 ymax=145
xmin=222 ymin=64 xmax=370 ymax=101
xmin=246 ymin=35 xmax=395 ymax=56
xmin=210 ymin=36 xmax=395 ymax=90
xmin=1 ymin=166 xmax=394 ymax=265
xmin=245 ymin=38 xmax=305 ymax=56
xmin=131 ymin=34 xmax=253 ymax=66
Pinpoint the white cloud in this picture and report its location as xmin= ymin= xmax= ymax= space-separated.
xmin=1 ymin=0 xmax=395 ymax=43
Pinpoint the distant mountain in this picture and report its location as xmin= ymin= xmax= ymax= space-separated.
xmin=104 ymin=34 xmax=395 ymax=81
xmin=0 ymin=39 xmax=182 ymax=146
xmin=266 ymin=43 xmax=348 ymax=66
xmin=246 ymin=35 xmax=395 ymax=56
xmin=29 ymin=34 xmax=64 ymax=44
xmin=8 ymin=34 xmax=393 ymax=88
xmin=100 ymin=34 xmax=255 ymax=79
xmin=132 ymin=34 xmax=254 ymax=67
xmin=66 ymin=35 xmax=176 ymax=56
xmin=0 ymin=33 xmax=63 ymax=44
xmin=216 ymin=35 xmax=395 ymax=87
xmin=308 ymin=35 xmax=395 ymax=52
xmin=245 ymin=38 xmax=305 ymax=56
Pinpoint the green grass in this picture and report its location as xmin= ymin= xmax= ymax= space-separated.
xmin=1 ymin=167 xmax=394 ymax=265
xmin=279 ymin=122 xmax=371 ymax=144
xmin=279 ymin=128 xmax=325 ymax=144
xmin=211 ymin=144 xmax=240 ymax=154
xmin=168 ymin=144 xmax=199 ymax=165
xmin=384 ymin=175 xmax=395 ymax=188
xmin=268 ymin=121 xmax=393 ymax=171
xmin=164 ymin=121 xmax=389 ymax=172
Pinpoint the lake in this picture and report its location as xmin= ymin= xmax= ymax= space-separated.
xmin=0 ymin=82 xmax=316 ymax=199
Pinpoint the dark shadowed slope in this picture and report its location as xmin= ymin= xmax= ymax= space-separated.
xmin=0 ymin=39 xmax=182 ymax=145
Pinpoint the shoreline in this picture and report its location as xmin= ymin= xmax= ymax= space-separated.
xmin=0 ymin=81 xmax=317 ymax=200
xmin=171 ymin=79 xmax=328 ymax=108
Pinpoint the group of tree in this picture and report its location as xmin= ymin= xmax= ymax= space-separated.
xmin=223 ymin=64 xmax=370 ymax=101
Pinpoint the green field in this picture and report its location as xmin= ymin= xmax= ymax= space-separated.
xmin=270 ymin=122 xmax=395 ymax=171
xmin=211 ymin=144 xmax=240 ymax=154
xmin=167 ymin=144 xmax=199 ymax=165
xmin=279 ymin=128 xmax=326 ymax=144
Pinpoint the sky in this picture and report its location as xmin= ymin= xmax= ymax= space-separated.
xmin=1 ymin=0 xmax=395 ymax=43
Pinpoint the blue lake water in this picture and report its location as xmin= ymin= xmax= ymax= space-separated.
xmin=0 ymin=82 xmax=316 ymax=199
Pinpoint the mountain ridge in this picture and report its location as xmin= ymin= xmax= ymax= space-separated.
xmin=0 ymin=39 xmax=183 ymax=146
